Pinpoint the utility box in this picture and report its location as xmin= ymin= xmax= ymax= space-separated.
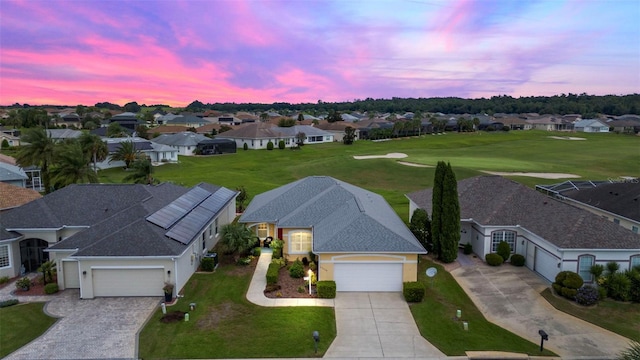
xmin=205 ymin=253 xmax=218 ymax=269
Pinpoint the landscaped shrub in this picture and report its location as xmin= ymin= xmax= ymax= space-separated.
xmin=236 ymin=257 xmax=252 ymax=266
xmin=289 ymin=259 xmax=305 ymax=278
xmin=590 ymin=264 xmax=605 ymax=279
xmin=496 ymin=241 xmax=511 ymax=262
xmin=555 ymin=271 xmax=569 ymax=285
xmin=317 ymin=281 xmax=336 ymax=298
xmin=15 ymin=277 xmax=31 ymax=291
xmin=266 ymin=263 xmax=280 ymax=285
xmin=266 ymin=141 xmax=274 ymax=150
xmin=626 ymin=269 xmax=640 ymax=303
xmin=485 ymin=253 xmax=504 ymax=266
xmin=606 ymin=261 xmax=620 ymax=274
xmin=269 ymin=239 xmax=284 ymax=259
xmin=271 ymin=257 xmax=286 ymax=268
xmin=575 ymin=285 xmax=599 ymax=306
xmin=552 ymin=283 xmax=562 ymax=295
xmin=0 ymin=276 xmax=9 ymax=284
xmin=553 ymin=271 xmax=584 ymax=300
xmin=309 ymin=261 xmax=317 ymax=271
xmin=44 ymin=283 xmax=59 ymax=294
xmin=251 ymin=247 xmax=261 ymax=257
xmin=606 ymin=272 xmax=631 ymax=301
xmin=560 ymin=287 xmax=578 ymax=300
xmin=200 ymin=257 xmax=215 ymax=272
xmin=0 ymin=299 xmax=19 ymax=308
xmin=510 ymin=254 xmax=525 ymax=266
xmin=597 ymin=286 xmax=608 ymax=300
xmin=617 ymin=340 xmax=640 ymax=360
xmin=278 ymin=140 xmax=285 ymax=149
xmin=561 ymin=272 xmax=584 ymax=290
xmin=463 ymin=242 xmax=473 ymax=255
xmin=243 ymin=143 xmax=248 ymax=150
xmin=403 ymin=281 xmax=426 ymax=302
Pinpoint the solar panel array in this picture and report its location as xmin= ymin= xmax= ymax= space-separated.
xmin=146 ymin=186 xmax=211 ymax=229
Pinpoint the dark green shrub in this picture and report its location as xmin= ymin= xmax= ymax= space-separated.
xmin=403 ymin=282 xmax=426 ymax=302
xmin=617 ymin=340 xmax=640 ymax=360
xmin=243 ymin=143 xmax=248 ymax=150
xmin=251 ymin=247 xmax=261 ymax=257
xmin=297 ymin=286 xmax=305 ymax=293
xmin=463 ymin=242 xmax=472 ymax=255
xmin=552 ymin=283 xmax=562 ymax=295
xmin=597 ymin=286 xmax=607 ymax=300
xmin=289 ymin=259 xmax=304 ymax=278
xmin=200 ymin=257 xmax=215 ymax=272
xmin=266 ymin=141 xmax=274 ymax=150
xmin=269 ymin=239 xmax=284 ymax=259
xmin=278 ymin=140 xmax=285 ymax=149
xmin=560 ymin=287 xmax=577 ymax=300
xmin=555 ymin=271 xmax=569 ymax=285
xmin=561 ymin=271 xmax=584 ymax=290
xmin=0 ymin=276 xmax=9 ymax=284
xmin=0 ymin=299 xmax=19 ymax=308
xmin=496 ymin=241 xmax=511 ymax=262
xmin=485 ymin=253 xmax=504 ymax=266
xmin=44 ymin=283 xmax=59 ymax=294
xmin=626 ymin=269 xmax=640 ymax=303
xmin=317 ymin=281 xmax=336 ymax=298
xmin=575 ymin=285 xmax=599 ymax=306
xmin=606 ymin=261 xmax=619 ymax=274
xmin=271 ymin=257 xmax=286 ymax=268
xmin=1 ymin=139 xmax=9 ymax=149
xmin=607 ymin=272 xmax=631 ymax=301
xmin=590 ymin=264 xmax=605 ymax=279
xmin=510 ymin=254 xmax=525 ymax=266
xmin=236 ymin=257 xmax=251 ymax=266
xmin=266 ymin=263 xmax=280 ymax=285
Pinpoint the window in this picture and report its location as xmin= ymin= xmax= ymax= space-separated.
xmin=632 ymin=226 xmax=638 ymax=234
xmin=491 ymin=231 xmax=516 ymax=252
xmin=289 ymin=231 xmax=312 ymax=253
xmin=214 ymin=218 xmax=219 ymax=236
xmin=631 ymin=255 xmax=640 ymax=270
xmin=0 ymin=245 xmax=9 ymax=268
xmin=202 ymin=232 xmax=206 ymax=250
xmin=578 ymin=255 xmax=595 ymax=282
xmin=613 ymin=218 xmax=620 ymax=224
xmin=257 ymin=223 xmax=268 ymax=239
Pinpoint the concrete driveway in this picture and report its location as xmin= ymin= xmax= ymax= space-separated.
xmin=451 ymin=262 xmax=632 ymax=359
xmin=324 ymin=292 xmax=446 ymax=359
xmin=5 ymin=290 xmax=160 ymax=360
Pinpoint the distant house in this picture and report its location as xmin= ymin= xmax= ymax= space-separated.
xmin=216 ymin=123 xmax=333 ymax=149
xmin=354 ymin=118 xmax=394 ymax=139
xmin=0 ymin=182 xmax=41 ymax=211
xmin=605 ymin=119 xmax=640 ymax=134
xmin=526 ymin=116 xmax=574 ymax=131
xmin=96 ymin=137 xmax=178 ymax=169
xmin=0 ymin=162 xmax=28 ymax=187
xmin=574 ymin=119 xmax=609 ymax=133
xmin=314 ymin=121 xmax=360 ymax=142
xmin=0 ymin=132 xmax=21 ymax=147
xmin=58 ymin=113 xmax=82 ymax=128
xmin=109 ymin=112 xmax=144 ymax=130
xmin=164 ymin=114 xmax=213 ymax=128
xmin=151 ymin=132 xmax=231 ymax=156
xmin=46 ymin=129 xmax=82 ymax=142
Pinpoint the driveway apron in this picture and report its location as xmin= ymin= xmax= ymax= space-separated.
xmin=5 ymin=289 xmax=160 ymax=360
xmin=324 ymin=292 xmax=446 ymax=359
xmin=451 ymin=263 xmax=632 ymax=359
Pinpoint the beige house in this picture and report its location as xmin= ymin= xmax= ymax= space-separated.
xmin=239 ymin=176 xmax=426 ymax=291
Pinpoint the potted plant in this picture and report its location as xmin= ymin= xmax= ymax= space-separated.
xmin=163 ymin=282 xmax=174 ymax=303
xmin=16 ymin=277 xmax=31 ymax=291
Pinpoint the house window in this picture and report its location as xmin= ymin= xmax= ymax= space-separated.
xmin=257 ymin=223 xmax=268 ymax=239
xmin=631 ymin=255 xmax=640 ymax=270
xmin=578 ymin=255 xmax=595 ymax=282
xmin=202 ymin=232 xmax=206 ymax=250
xmin=214 ymin=218 xmax=219 ymax=236
xmin=613 ymin=218 xmax=620 ymax=224
xmin=0 ymin=245 xmax=9 ymax=268
xmin=491 ymin=231 xmax=516 ymax=253
xmin=632 ymin=226 xmax=638 ymax=234
xmin=289 ymin=231 xmax=312 ymax=253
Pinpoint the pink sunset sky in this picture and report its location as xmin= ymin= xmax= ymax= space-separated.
xmin=1 ymin=0 xmax=638 ymax=107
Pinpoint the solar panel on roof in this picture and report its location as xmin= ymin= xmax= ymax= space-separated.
xmin=147 ymin=187 xmax=211 ymax=229
xmin=166 ymin=207 xmax=214 ymax=244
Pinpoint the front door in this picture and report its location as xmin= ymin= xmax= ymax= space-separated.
xmin=20 ymin=239 xmax=49 ymax=273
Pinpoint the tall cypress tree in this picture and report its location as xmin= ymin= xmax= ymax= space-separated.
xmin=440 ymin=162 xmax=460 ymax=263
xmin=431 ymin=161 xmax=446 ymax=258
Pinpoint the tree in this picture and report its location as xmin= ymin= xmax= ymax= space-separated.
xmin=123 ymin=101 xmax=141 ymax=113
xmin=278 ymin=118 xmax=296 ymax=127
xmin=260 ymin=113 xmax=269 ymax=122
xmin=123 ymin=156 xmax=155 ymax=184
xmin=295 ymin=132 xmax=306 ymax=146
xmin=218 ymin=223 xmax=255 ymax=256
xmin=431 ymin=161 xmax=446 ymax=258
xmin=439 ymin=162 xmax=460 ymax=263
xmin=297 ymin=113 xmax=304 ymax=122
xmin=107 ymin=122 xmax=126 ymax=137
xmin=50 ymin=140 xmax=98 ymax=189
xmin=15 ymin=128 xmax=56 ymax=194
xmin=37 ymin=260 xmax=56 ymax=285
xmin=343 ymin=126 xmax=356 ymax=145
xmin=109 ymin=140 xmax=138 ymax=168
xmin=79 ymin=132 xmax=108 ymax=174
xmin=410 ymin=208 xmax=431 ymax=251
xmin=327 ymin=110 xmax=342 ymax=123
xmin=235 ymin=186 xmax=248 ymax=212
xmin=135 ymin=124 xmax=149 ymax=139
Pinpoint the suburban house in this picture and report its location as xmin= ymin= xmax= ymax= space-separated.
xmin=107 ymin=112 xmax=145 ymax=131
xmin=406 ymin=176 xmax=640 ymax=283
xmin=0 ymin=182 xmax=41 ymax=211
xmin=525 ymin=116 xmax=574 ymax=131
xmin=0 ymin=161 xmax=28 ymax=187
xmin=163 ymin=114 xmax=213 ymax=128
xmin=0 ymin=183 xmax=237 ymax=299
xmin=216 ymin=123 xmax=334 ymax=149
xmin=573 ymin=119 xmax=610 ymax=133
xmin=46 ymin=129 xmax=82 ymax=142
xmin=96 ymin=137 xmax=178 ymax=169
xmin=151 ymin=132 xmax=235 ymax=156
xmin=239 ymin=176 xmax=427 ymax=291
xmin=314 ymin=121 xmax=360 ymax=142
xmin=536 ymin=179 xmax=640 ymax=234
xmin=0 ymin=132 xmax=21 ymax=148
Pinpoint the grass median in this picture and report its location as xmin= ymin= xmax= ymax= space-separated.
xmin=0 ymin=302 xmax=57 ymax=358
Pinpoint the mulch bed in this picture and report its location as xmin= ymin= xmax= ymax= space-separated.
xmin=11 ymin=276 xmax=57 ymax=297
xmin=264 ymin=265 xmax=317 ymax=299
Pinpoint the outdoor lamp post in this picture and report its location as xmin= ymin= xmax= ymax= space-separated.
xmin=538 ymin=330 xmax=548 ymax=352
xmin=308 ymin=269 xmax=313 ymax=294
xmin=312 ymin=331 xmax=320 ymax=353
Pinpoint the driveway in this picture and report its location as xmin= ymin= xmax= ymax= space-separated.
xmin=450 ymin=262 xmax=632 ymax=359
xmin=5 ymin=290 xmax=160 ymax=360
xmin=324 ymin=292 xmax=446 ymax=359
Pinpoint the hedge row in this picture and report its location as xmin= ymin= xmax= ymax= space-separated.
xmin=317 ymin=281 xmax=336 ymax=298
xmin=266 ymin=263 xmax=280 ymax=285
xmin=403 ymin=282 xmax=426 ymax=302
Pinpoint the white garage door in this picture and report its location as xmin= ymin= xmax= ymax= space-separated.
xmin=534 ymin=247 xmax=559 ymax=282
xmin=63 ymin=261 xmax=80 ymax=289
xmin=334 ymin=263 xmax=403 ymax=292
xmin=92 ymin=268 xmax=164 ymax=297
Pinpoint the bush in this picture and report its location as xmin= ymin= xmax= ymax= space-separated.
xmin=590 ymin=264 xmax=605 ymax=279
xmin=236 ymin=257 xmax=252 ymax=266
xmin=606 ymin=261 xmax=620 ymax=274
xmin=317 ymin=281 xmax=336 ymax=298
xmin=0 ymin=276 xmax=9 ymax=284
xmin=485 ymin=253 xmax=504 ymax=266
xmin=309 ymin=261 xmax=317 ymax=271
xmin=266 ymin=263 xmax=280 ymax=285
xmin=15 ymin=277 xmax=31 ymax=291
xmin=289 ymin=259 xmax=305 ymax=278
xmin=44 ymin=283 xmax=59 ymax=294
xmin=552 ymin=283 xmax=562 ymax=295
xmin=1 ymin=139 xmax=9 ymax=148
xmin=271 ymin=257 xmax=286 ymax=268
xmin=403 ymin=281 xmax=426 ymax=302
xmin=0 ymin=299 xmax=19 ymax=308
xmin=575 ymin=285 xmax=599 ymax=306
xmin=278 ymin=140 xmax=285 ymax=149
xmin=617 ymin=340 xmax=640 ymax=360
xmin=510 ymin=254 xmax=525 ymax=266
xmin=626 ymin=269 xmax=640 ymax=303
xmin=496 ymin=241 xmax=511 ymax=262
xmin=597 ymin=286 xmax=608 ymax=300
xmin=607 ymin=272 xmax=631 ymax=301
xmin=251 ymin=247 xmax=261 ymax=257
xmin=266 ymin=141 xmax=274 ymax=150
xmin=269 ymin=239 xmax=284 ymax=259
xmin=243 ymin=143 xmax=248 ymax=150
xmin=561 ymin=287 xmax=578 ymax=300
xmin=555 ymin=271 xmax=569 ymax=285
xmin=200 ymin=257 xmax=215 ymax=272
xmin=561 ymin=271 xmax=584 ymax=290
xmin=463 ymin=242 xmax=473 ymax=255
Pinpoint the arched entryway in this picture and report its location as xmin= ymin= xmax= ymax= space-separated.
xmin=20 ymin=239 xmax=49 ymax=273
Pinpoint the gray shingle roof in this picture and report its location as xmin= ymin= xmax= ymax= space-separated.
xmin=240 ymin=176 xmax=425 ymax=253
xmin=152 ymin=132 xmax=210 ymax=146
xmin=560 ymin=181 xmax=640 ymax=222
xmin=406 ymin=176 xmax=640 ymax=250
xmin=0 ymin=162 xmax=27 ymax=182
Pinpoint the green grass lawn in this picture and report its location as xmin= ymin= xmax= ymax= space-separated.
xmin=541 ymin=288 xmax=640 ymax=342
xmin=139 ymin=259 xmax=336 ymax=359
xmin=410 ymin=258 xmax=557 ymax=356
xmin=0 ymin=302 xmax=57 ymax=358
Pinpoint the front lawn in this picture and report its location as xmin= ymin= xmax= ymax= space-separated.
xmin=410 ymin=258 xmax=556 ymax=356
xmin=0 ymin=302 xmax=57 ymax=358
xmin=541 ymin=288 xmax=640 ymax=342
xmin=138 ymin=258 xmax=336 ymax=358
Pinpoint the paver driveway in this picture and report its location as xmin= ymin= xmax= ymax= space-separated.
xmin=324 ymin=292 xmax=446 ymax=359
xmin=5 ymin=290 xmax=159 ymax=360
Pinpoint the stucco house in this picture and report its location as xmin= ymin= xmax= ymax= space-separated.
xmin=96 ymin=137 xmax=178 ymax=169
xmin=239 ymin=176 xmax=426 ymax=291
xmin=406 ymin=176 xmax=640 ymax=283
xmin=0 ymin=161 xmax=28 ymax=188
xmin=0 ymin=182 xmax=237 ymax=299
xmin=152 ymin=132 xmax=213 ymax=156
xmin=573 ymin=119 xmax=610 ymax=133
xmin=216 ymin=123 xmax=334 ymax=149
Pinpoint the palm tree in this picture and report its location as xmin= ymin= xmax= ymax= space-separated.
xmin=37 ymin=260 xmax=56 ymax=285
xmin=123 ymin=156 xmax=155 ymax=184
xmin=219 ymin=223 xmax=255 ymax=256
xmin=50 ymin=141 xmax=98 ymax=188
xmin=79 ymin=132 xmax=108 ymax=173
xmin=15 ymin=128 xmax=56 ymax=194
xmin=109 ymin=140 xmax=138 ymax=168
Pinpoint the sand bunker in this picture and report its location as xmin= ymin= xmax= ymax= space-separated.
xmin=548 ymin=136 xmax=587 ymax=141
xmin=482 ymin=171 xmax=581 ymax=179
xmin=353 ymin=152 xmax=408 ymax=160
xmin=397 ymin=161 xmax=432 ymax=168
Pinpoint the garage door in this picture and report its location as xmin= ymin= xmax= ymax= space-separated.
xmin=63 ymin=261 xmax=80 ymax=289
xmin=334 ymin=263 xmax=403 ymax=292
xmin=92 ymin=268 xmax=164 ymax=297
xmin=534 ymin=247 xmax=558 ymax=282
